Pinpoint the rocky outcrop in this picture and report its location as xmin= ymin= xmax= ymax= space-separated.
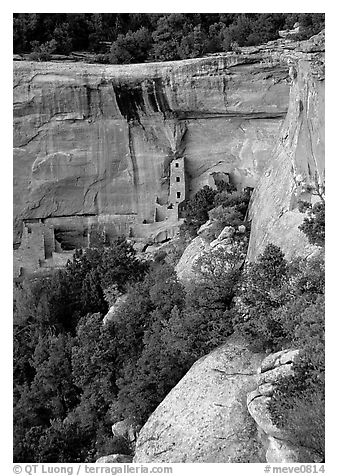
xmin=247 ymin=31 xmax=325 ymax=261
xmin=132 ymin=341 xmax=322 ymax=463
xmin=95 ymin=419 xmax=140 ymax=463
xmin=279 ymin=23 xmax=301 ymax=39
xmin=96 ymin=454 xmax=132 ymax=463
xmin=175 ymin=235 xmax=209 ymax=281
xmin=103 ymin=295 xmax=129 ymax=325
xmin=133 ymin=334 xmax=265 ymax=463
xmin=247 ymin=349 xmax=322 ymax=463
xmin=175 ymin=222 xmax=246 ymax=282
xmin=14 ymin=45 xmax=291 ymax=250
xmin=111 ymin=419 xmax=141 ymax=446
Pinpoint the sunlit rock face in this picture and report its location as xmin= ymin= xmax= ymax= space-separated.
xmin=133 ymin=334 xmax=265 ymax=463
xmin=247 ymin=31 xmax=325 ymax=261
xmin=13 ymin=50 xmax=290 ymax=248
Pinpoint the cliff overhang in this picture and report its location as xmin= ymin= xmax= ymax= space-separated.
xmin=13 ymin=32 xmax=324 ymax=275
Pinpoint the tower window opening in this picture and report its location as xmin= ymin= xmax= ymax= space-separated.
xmin=176 ymin=176 xmax=180 ymax=182
xmin=175 ymin=162 xmax=179 ymax=167
xmin=177 ymin=191 xmax=181 ymax=199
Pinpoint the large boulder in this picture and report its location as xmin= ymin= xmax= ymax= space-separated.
xmin=247 ymin=349 xmax=323 ymax=463
xmin=96 ymin=454 xmax=133 ymax=463
xmin=247 ymin=392 xmax=287 ymax=440
xmin=175 ymin=223 xmax=245 ymax=282
xmin=175 ymin=235 xmax=209 ymax=281
xmin=133 ymin=334 xmax=265 ymax=463
xmin=259 ymin=349 xmax=300 ymax=373
xmin=196 ymin=219 xmax=214 ymax=238
xmin=111 ymin=419 xmax=141 ymax=445
xmin=217 ymin=225 xmax=235 ymax=242
xmin=103 ymin=295 xmax=129 ymax=325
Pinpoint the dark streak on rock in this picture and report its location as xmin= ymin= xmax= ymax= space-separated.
xmin=153 ymin=77 xmax=172 ymax=118
xmin=176 ymin=111 xmax=287 ymax=120
xmin=212 ymin=368 xmax=256 ymax=377
xmin=145 ymin=79 xmax=159 ymax=113
xmin=127 ymin=124 xmax=139 ymax=196
xmin=19 ymin=130 xmax=45 ymax=147
xmin=114 ymin=83 xmax=145 ymax=122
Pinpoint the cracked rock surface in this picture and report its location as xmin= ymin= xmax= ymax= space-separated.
xmin=133 ymin=334 xmax=265 ymax=463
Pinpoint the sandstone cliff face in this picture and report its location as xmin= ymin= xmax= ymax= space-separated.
xmin=14 ymin=34 xmax=324 ymax=261
xmin=14 ymin=52 xmax=290 ymax=247
xmin=133 ymin=334 xmax=265 ymax=463
xmin=247 ymin=32 xmax=324 ymax=261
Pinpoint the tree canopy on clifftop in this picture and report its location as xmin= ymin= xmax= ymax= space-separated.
xmin=13 ymin=13 xmax=325 ymax=63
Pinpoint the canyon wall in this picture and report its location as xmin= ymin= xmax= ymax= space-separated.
xmin=14 ymin=50 xmax=290 ymax=250
xmin=247 ymin=32 xmax=325 ymax=261
xmin=14 ymin=32 xmax=324 ymax=272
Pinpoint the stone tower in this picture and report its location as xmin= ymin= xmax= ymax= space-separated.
xmin=169 ymin=157 xmax=186 ymax=205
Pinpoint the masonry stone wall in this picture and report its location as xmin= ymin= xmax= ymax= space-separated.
xmin=43 ymin=224 xmax=56 ymax=258
xmin=169 ymin=157 xmax=186 ymax=206
xmin=155 ymin=204 xmax=168 ymax=222
xmin=13 ymin=158 xmax=190 ymax=276
xmin=13 ymin=222 xmax=46 ymax=277
xmin=51 ymin=251 xmax=74 ymax=267
xmin=13 ymin=221 xmax=75 ymax=277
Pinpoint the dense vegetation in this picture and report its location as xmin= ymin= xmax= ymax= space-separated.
xmin=13 ymin=184 xmax=324 ymax=462
xmin=299 ymin=201 xmax=325 ymax=247
xmin=233 ymin=197 xmax=325 ymax=459
xmin=13 ymin=13 xmax=325 ymax=63
xmin=181 ymin=181 xmax=251 ymax=237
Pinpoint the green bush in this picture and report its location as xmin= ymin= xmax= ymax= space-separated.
xmin=233 ymin=244 xmax=324 ymax=351
xmin=213 ymin=188 xmax=251 ymax=215
xmin=182 ymin=185 xmax=217 ymax=236
xmin=110 ymin=263 xmax=187 ymax=422
xmin=14 ymin=221 xmax=325 ymax=462
xmin=174 ymin=245 xmax=244 ymax=356
xmin=209 ymin=205 xmax=244 ymax=230
xmin=110 ymin=28 xmax=152 ymax=64
xmin=28 ymin=39 xmax=57 ymax=61
xmin=234 ymin=244 xmax=288 ymax=341
xmin=269 ymin=296 xmax=324 ymax=458
xmin=230 ymin=240 xmax=325 ymax=457
xmin=182 ymin=184 xmax=251 ymax=238
xmin=270 ymin=389 xmax=324 ymax=458
xmin=14 ymin=14 xmax=324 ymax=62
xmin=299 ymin=201 xmax=325 ymax=247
